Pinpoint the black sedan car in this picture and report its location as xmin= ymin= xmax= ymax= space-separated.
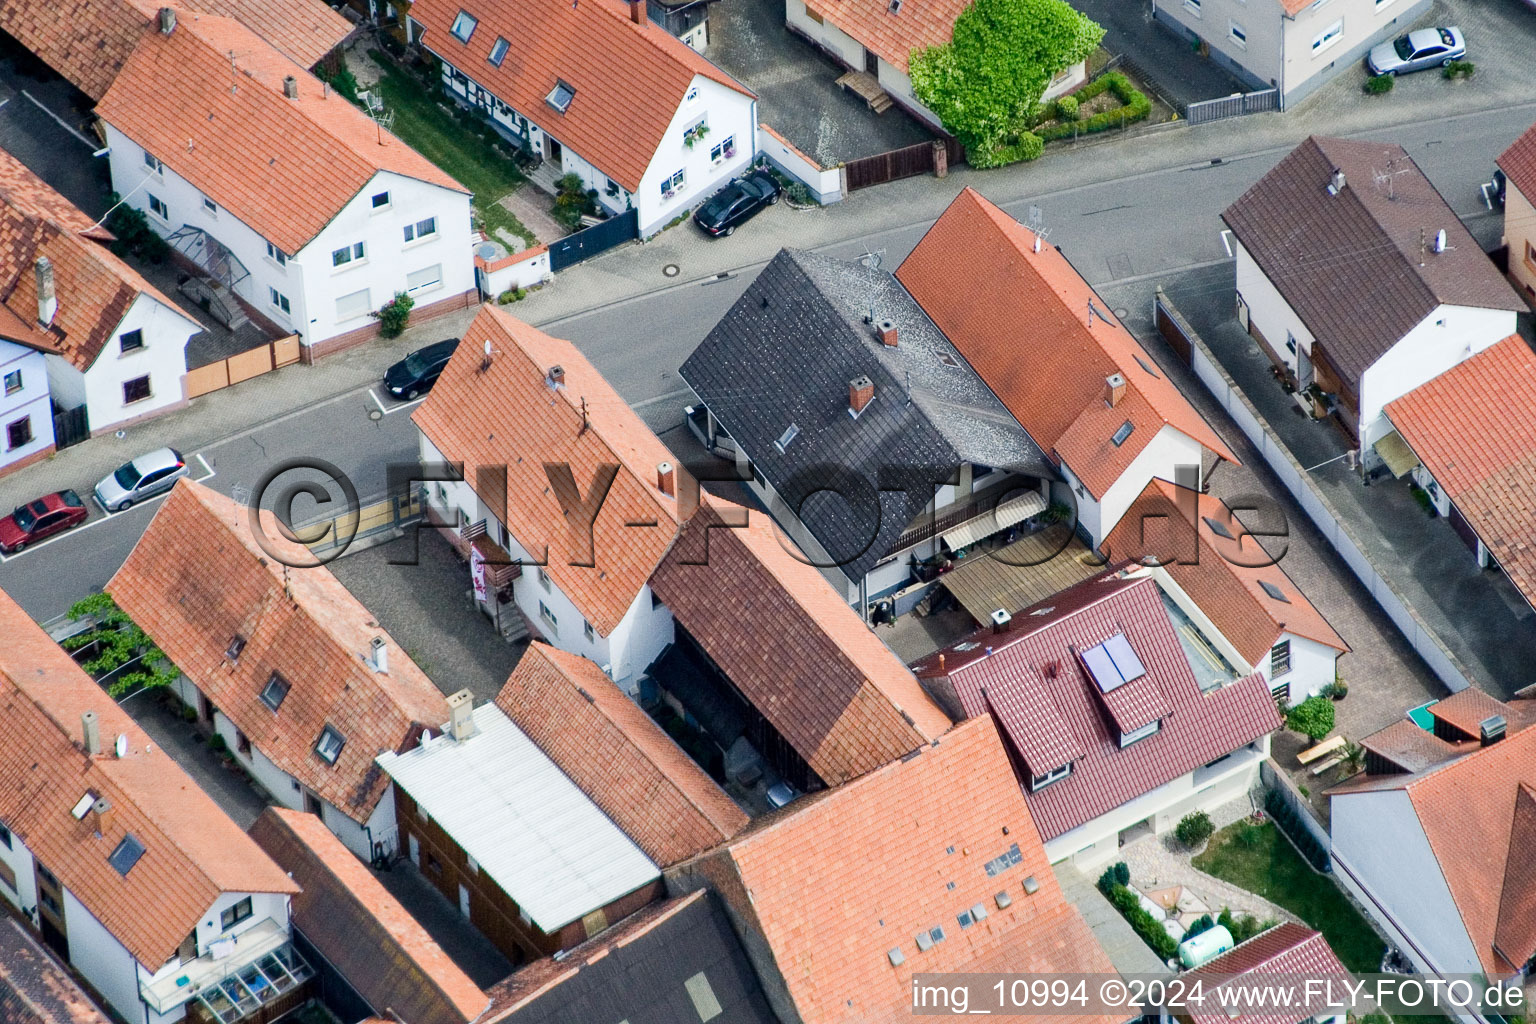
xmin=693 ymin=171 xmax=780 ymax=237
xmin=384 ymin=338 xmax=460 ymax=400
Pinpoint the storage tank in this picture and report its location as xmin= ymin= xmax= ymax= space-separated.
xmin=1178 ymin=925 xmax=1235 ymax=969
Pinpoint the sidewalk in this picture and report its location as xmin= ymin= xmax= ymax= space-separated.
xmin=0 ymin=305 xmax=479 ymax=519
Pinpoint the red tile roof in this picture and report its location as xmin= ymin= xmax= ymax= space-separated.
xmin=0 ymin=0 xmax=351 ymax=101
xmin=1181 ymin=923 xmax=1349 ymax=1024
xmin=650 ymin=496 xmax=952 ymax=786
xmin=413 ymin=305 xmax=687 ymax=635
xmin=1428 ymin=685 xmax=1522 ymax=741
xmin=0 ymin=586 xmax=297 ymax=968
xmin=493 ymin=643 xmax=747 ymax=865
xmin=1385 ymin=335 xmax=1536 ymax=613
xmin=0 ymin=148 xmax=196 ymax=371
xmin=912 ymin=571 xmax=1280 ymax=839
xmin=0 ymin=917 xmax=112 ymax=1024
xmin=683 ymin=716 xmax=1123 ymax=1024
xmin=97 ymin=11 xmax=464 ymax=255
xmin=249 ymin=808 xmax=489 ymax=1024
xmin=410 ymin=0 xmax=751 ymax=193
xmin=897 ymin=188 xmax=1237 ymax=499
xmin=1106 ymin=479 xmax=1348 ymax=666
xmin=1359 ymin=719 xmax=1476 ymax=775
xmin=107 ymin=480 xmax=452 ymax=824
xmin=1497 ymin=121 xmax=1536 ymax=197
xmin=807 ymin=0 xmax=968 ymax=72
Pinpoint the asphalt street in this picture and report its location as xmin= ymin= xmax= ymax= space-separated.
xmin=2 ymin=97 xmax=1533 ymax=623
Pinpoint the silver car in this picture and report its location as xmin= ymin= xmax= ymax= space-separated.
xmin=94 ymin=447 xmax=188 ymax=512
xmin=1367 ymin=26 xmax=1466 ymax=76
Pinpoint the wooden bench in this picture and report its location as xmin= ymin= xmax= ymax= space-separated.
xmin=1297 ymin=735 xmax=1346 ymax=766
xmin=1310 ymin=755 xmax=1344 ymax=776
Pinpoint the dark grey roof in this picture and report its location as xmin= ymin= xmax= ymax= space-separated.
xmin=493 ymin=892 xmax=780 ymax=1024
xmin=1223 ymin=136 xmax=1524 ymax=392
xmin=680 ymin=249 xmax=1052 ymax=582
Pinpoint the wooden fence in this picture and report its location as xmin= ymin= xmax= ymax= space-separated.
xmin=186 ymin=335 xmax=301 ymax=399
xmin=843 ymin=138 xmax=963 ymax=192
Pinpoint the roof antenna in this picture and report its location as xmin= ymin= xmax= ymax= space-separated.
xmin=1026 ymin=205 xmax=1050 ymax=254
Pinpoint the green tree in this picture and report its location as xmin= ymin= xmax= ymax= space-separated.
xmin=1286 ymin=696 xmax=1336 ymax=743
xmin=1175 ymin=810 xmax=1214 ymax=848
xmin=61 ymin=593 xmax=178 ymax=697
xmin=909 ymin=0 xmax=1102 ymax=167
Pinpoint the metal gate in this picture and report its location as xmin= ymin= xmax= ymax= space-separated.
xmin=843 ymin=138 xmax=963 ymax=192
xmin=1185 ymin=88 xmax=1278 ymax=125
xmin=52 ymin=403 xmax=89 ymax=449
xmin=548 ymin=209 xmax=639 ymax=271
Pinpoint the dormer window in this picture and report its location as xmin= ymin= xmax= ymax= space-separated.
xmin=450 ymin=10 xmax=478 ymax=42
xmin=1030 ymin=763 xmax=1072 ymax=791
xmin=1119 ymin=719 xmax=1162 ymax=748
xmin=546 ymin=80 xmax=576 ymax=113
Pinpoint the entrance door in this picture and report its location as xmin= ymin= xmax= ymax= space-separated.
xmin=546 ymin=137 xmax=563 ymax=168
xmin=34 ymin=864 xmax=68 ymax=960
xmin=303 ymin=790 xmax=323 ymax=817
xmin=458 ymin=883 xmax=471 ymax=919
xmin=864 ymin=49 xmax=879 ymax=74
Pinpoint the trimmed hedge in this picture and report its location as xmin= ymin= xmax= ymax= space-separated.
xmin=1036 ymin=72 xmax=1151 ymax=141
xmin=1265 ymin=789 xmax=1331 ymax=872
xmin=1107 ymin=883 xmax=1178 ymax=960
xmin=1096 ymin=861 xmax=1131 ymax=894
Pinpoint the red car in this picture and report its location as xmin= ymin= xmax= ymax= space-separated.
xmin=0 ymin=490 xmax=88 ymax=553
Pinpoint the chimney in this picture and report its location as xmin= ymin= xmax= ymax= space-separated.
xmin=1481 ymin=714 xmax=1507 ymax=746
xmin=1104 ymin=372 xmax=1126 ymax=408
xmin=82 ymin=711 xmax=101 ymax=756
xmin=158 ymin=6 xmax=176 ymax=33
xmin=849 ymin=375 xmax=874 ymax=416
xmin=990 ymin=608 xmax=1011 ymax=634
xmin=92 ymin=798 xmax=114 ymax=836
xmin=283 ymin=75 xmax=299 ymax=100
xmin=35 ymin=257 xmax=56 ymax=327
xmin=446 ymin=689 xmax=476 ymax=742
xmin=549 ymin=365 xmax=565 ymax=386
xmin=657 ymin=461 xmax=676 ymax=497
xmin=369 ymin=636 xmax=389 ymax=674
xmin=628 ymin=0 xmax=647 ymax=24
xmin=876 ymin=319 xmax=898 ymax=347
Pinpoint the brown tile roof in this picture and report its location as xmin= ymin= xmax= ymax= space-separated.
xmin=107 ymin=480 xmax=452 ymax=824
xmin=413 ymin=305 xmax=688 ymax=635
xmin=493 ymin=643 xmax=747 ymax=866
xmin=0 ymin=918 xmax=112 ymax=1024
xmin=1385 ymin=335 xmax=1536 ymax=613
xmin=1106 ymin=479 xmax=1348 ymax=666
xmin=1428 ymin=685 xmax=1522 ymax=741
xmin=912 ymin=571 xmax=1281 ymax=839
xmin=97 ymin=11 xmax=464 ymax=255
xmin=687 ymin=716 xmax=1123 ymax=1024
xmin=808 ymin=0 xmax=967 ymax=72
xmin=650 ymin=497 xmax=952 ymax=786
xmin=898 ymin=188 xmax=1237 ymax=499
xmin=0 ymin=147 xmax=195 ymax=371
xmin=1497 ymin=120 xmax=1536 ymax=196
xmin=0 ymin=0 xmax=351 ymax=101
xmin=248 ymin=808 xmax=489 ymax=1024
xmin=1181 ymin=923 xmax=1349 ymax=1024
xmin=1224 ymin=137 xmax=1524 ymax=393
xmin=1359 ymin=719 xmax=1475 ymax=775
xmin=0 ymin=586 xmax=297 ymax=968
xmin=410 ymin=0 xmax=751 ymax=193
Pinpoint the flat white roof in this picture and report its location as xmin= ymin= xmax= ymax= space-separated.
xmin=377 ymin=703 xmax=659 ymax=932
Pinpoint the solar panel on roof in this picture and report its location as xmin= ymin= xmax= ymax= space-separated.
xmin=1082 ymin=646 xmax=1123 ymax=693
xmin=1103 ymin=633 xmax=1147 ymax=683
xmin=1083 ymin=633 xmax=1146 ymax=693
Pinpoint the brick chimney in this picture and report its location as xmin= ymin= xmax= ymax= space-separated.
xmin=876 ymin=319 xmax=898 ymax=347
xmin=283 ymin=75 xmax=299 ymax=100
xmin=158 ymin=6 xmax=177 ymax=33
xmin=628 ymin=0 xmax=647 ymax=24
xmin=849 ymin=375 xmax=874 ymax=417
xmin=548 ymin=365 xmax=565 ymax=386
xmin=35 ymin=257 xmax=56 ymax=327
xmin=92 ymin=798 xmax=114 ymax=836
xmin=81 ymin=710 xmax=101 ymax=756
xmin=657 ymin=461 xmax=676 ymax=497
xmin=1104 ymin=372 xmax=1126 ymax=408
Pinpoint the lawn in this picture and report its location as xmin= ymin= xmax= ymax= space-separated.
xmin=1192 ymin=820 xmax=1385 ymax=974
xmin=369 ymin=61 xmax=537 ymax=249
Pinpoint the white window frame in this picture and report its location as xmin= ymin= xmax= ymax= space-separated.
xmin=539 ymin=600 xmax=558 ymax=633
xmin=1030 ymin=763 xmax=1072 ymax=791
xmin=147 ymin=194 xmax=169 ymax=221
xmin=1270 ymin=639 xmax=1293 ymax=678
xmin=1312 ymin=19 xmax=1343 ymax=55
xmin=269 ymin=286 xmax=292 ymax=315
xmin=265 ymin=241 xmax=287 ymax=267
xmin=1228 ymin=19 xmax=1246 ymax=47
xmin=202 ymin=197 xmax=217 ymax=216
xmin=3 ymin=369 xmax=22 ymax=396
xmin=1183 ymin=0 xmax=1201 ymax=16
xmin=143 ymin=152 xmax=163 ymax=174
xmin=335 ymin=288 xmax=372 ymax=323
xmin=331 ymin=241 xmax=367 ymax=269
xmin=405 ymin=264 xmax=443 ymax=296
xmin=315 ymin=725 xmax=346 ymax=765
xmin=403 ymin=216 xmax=438 ymax=244
xmin=662 ymin=168 xmax=686 ymax=198
xmin=1119 ymin=719 xmax=1162 ymax=748
xmin=450 ymin=10 xmax=478 ymax=42
xmin=710 ymin=135 xmax=736 ymax=164
xmin=370 ymin=190 xmax=392 ymax=211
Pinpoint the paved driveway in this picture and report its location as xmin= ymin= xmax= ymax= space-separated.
xmin=708 ymin=0 xmax=934 ymax=165
xmin=1069 ymin=0 xmax=1247 ymax=112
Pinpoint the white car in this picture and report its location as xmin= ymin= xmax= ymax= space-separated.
xmin=94 ymin=447 xmax=188 ymax=512
xmin=1366 ymin=27 xmax=1466 ymax=76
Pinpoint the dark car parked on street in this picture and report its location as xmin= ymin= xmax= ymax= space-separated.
xmin=384 ymin=338 xmax=460 ymax=400
xmin=693 ymin=171 xmax=781 ymax=237
xmin=0 ymin=490 xmax=88 ymax=553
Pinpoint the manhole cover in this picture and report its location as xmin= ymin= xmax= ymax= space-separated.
xmin=663 ymin=264 xmax=680 ymax=278
xmin=368 ymin=408 xmax=383 ymax=421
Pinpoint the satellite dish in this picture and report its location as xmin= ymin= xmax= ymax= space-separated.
xmin=1433 ymin=229 xmax=1447 ymax=253
xmin=484 ymin=339 xmax=492 ymax=357
xmin=114 ymin=734 xmax=127 ymax=758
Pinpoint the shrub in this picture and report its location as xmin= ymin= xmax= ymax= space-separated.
xmin=1176 ymin=810 xmax=1215 ymax=848
xmin=786 ymin=182 xmax=814 ymax=205
xmin=496 ymin=287 xmax=527 ymax=304
xmin=104 ymin=201 xmax=171 ymax=265
xmin=1235 ymin=823 xmax=1266 ymax=849
xmin=1107 ymin=884 xmax=1178 ymax=960
xmin=372 ymin=291 xmax=415 ymax=338
xmin=1364 ymin=73 xmax=1395 ymax=94
xmin=1286 ymin=696 xmax=1335 ymax=742
xmin=208 ymin=733 xmax=228 ymax=753
xmin=1442 ymin=60 xmax=1474 ymax=79
xmin=1035 ymin=72 xmax=1149 ymax=141
xmin=1098 ymin=867 xmax=1117 ymax=895
xmin=1055 ymin=94 xmax=1080 ymax=121
xmin=969 ymin=131 xmax=1044 ymax=168
xmin=1185 ymin=914 xmax=1215 ymax=939
xmin=1114 ymin=861 xmax=1130 ymax=886
xmin=1218 ymin=908 xmax=1271 ymax=944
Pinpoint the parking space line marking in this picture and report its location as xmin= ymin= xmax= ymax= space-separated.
xmin=20 ymin=91 xmax=95 ymax=148
xmin=369 ymin=388 xmax=387 ymax=416
xmin=369 ymin=388 xmax=427 ymax=415
xmin=194 ymin=453 xmax=215 ymax=481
